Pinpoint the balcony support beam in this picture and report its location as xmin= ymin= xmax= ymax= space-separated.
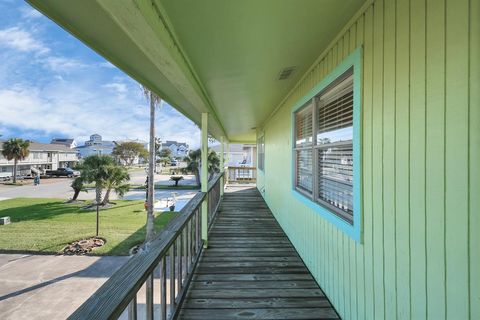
xmin=220 ymin=136 xmax=225 ymax=196
xmin=201 ymin=112 xmax=209 ymax=248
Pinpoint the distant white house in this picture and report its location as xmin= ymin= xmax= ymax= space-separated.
xmin=76 ymin=134 xmax=115 ymax=158
xmin=212 ymin=144 xmax=257 ymax=167
xmin=0 ymin=140 xmax=79 ymax=178
xmin=51 ymin=138 xmax=77 ymax=149
xmin=161 ymin=140 xmax=189 ymax=158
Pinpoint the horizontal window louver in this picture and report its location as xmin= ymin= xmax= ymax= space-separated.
xmin=317 ymin=76 xmax=354 ymax=145
xmin=295 ymin=103 xmax=313 ymax=147
xmin=295 ymin=149 xmax=313 ymax=193
xmin=258 ymin=135 xmax=265 ymax=171
xmin=316 ymin=73 xmax=354 ymax=222
xmin=317 ymin=146 xmax=353 ymax=223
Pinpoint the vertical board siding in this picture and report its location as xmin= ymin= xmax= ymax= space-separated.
xmin=409 ymin=0 xmax=427 ymax=318
xmin=425 ymin=0 xmax=446 ymax=318
xmin=260 ymin=0 xmax=478 ymax=319
xmin=470 ymin=1 xmax=480 ymax=318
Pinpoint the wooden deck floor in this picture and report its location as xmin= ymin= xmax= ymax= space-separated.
xmin=179 ymin=186 xmax=339 ymax=320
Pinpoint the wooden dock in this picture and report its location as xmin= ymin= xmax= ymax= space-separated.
xmin=179 ymin=186 xmax=339 ymax=319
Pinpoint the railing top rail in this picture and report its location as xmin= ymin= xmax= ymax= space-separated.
xmin=207 ymin=171 xmax=224 ymax=192
xmin=227 ymin=166 xmax=257 ymax=170
xmin=68 ymin=192 xmax=206 ymax=320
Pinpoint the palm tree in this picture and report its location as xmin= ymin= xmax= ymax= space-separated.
xmin=142 ymin=86 xmax=162 ymax=242
xmin=184 ymin=149 xmax=201 ymax=186
xmin=101 ymin=165 xmax=130 ymax=205
xmin=208 ymin=150 xmax=220 ymax=179
xmin=184 ymin=149 xmax=221 ymax=187
xmin=70 ymin=177 xmax=86 ymax=202
xmin=1 ymin=138 xmax=30 ymax=183
xmin=77 ymin=155 xmax=114 ymax=205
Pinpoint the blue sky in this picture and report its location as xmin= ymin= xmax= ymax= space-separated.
xmin=0 ymin=0 xmax=201 ymax=148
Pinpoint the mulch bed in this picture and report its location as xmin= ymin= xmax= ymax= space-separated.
xmin=62 ymin=236 xmax=106 ymax=255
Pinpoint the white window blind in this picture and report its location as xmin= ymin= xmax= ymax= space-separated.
xmin=293 ymin=68 xmax=354 ymax=224
xmin=258 ymin=135 xmax=265 ymax=171
xmin=295 ymin=103 xmax=313 ymax=147
xmin=294 ymin=102 xmax=313 ymax=194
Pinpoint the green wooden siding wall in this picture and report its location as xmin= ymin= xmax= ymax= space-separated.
xmin=258 ymin=0 xmax=479 ymax=319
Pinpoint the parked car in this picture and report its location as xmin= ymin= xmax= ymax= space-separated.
xmin=0 ymin=172 xmax=11 ymax=181
xmin=1 ymin=174 xmax=25 ymax=182
xmin=45 ymin=168 xmax=80 ymax=178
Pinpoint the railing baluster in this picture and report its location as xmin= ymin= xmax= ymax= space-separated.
xmin=178 ymin=231 xmax=183 ymax=293
xmin=146 ymin=273 xmax=154 ymax=320
xmin=169 ymin=243 xmax=176 ymax=316
xmin=160 ymin=257 xmax=166 ymax=320
xmin=128 ymin=296 xmax=137 ymax=320
xmin=197 ymin=206 xmax=202 ymax=251
xmin=183 ymin=225 xmax=188 ymax=279
xmin=186 ymin=219 xmax=191 ymax=273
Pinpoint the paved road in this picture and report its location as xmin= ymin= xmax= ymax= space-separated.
xmin=0 ymin=172 xmax=199 ymax=209
xmin=0 ymin=254 xmax=129 ymax=320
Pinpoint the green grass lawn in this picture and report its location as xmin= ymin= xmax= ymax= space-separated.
xmin=0 ymin=198 xmax=175 ymax=256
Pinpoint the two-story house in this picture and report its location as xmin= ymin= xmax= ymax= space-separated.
xmin=75 ymin=134 xmax=115 ymax=158
xmin=161 ymin=140 xmax=189 ymax=158
xmin=0 ymin=141 xmax=79 ymax=178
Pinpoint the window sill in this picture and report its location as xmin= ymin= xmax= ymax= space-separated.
xmin=291 ymin=188 xmax=361 ymax=242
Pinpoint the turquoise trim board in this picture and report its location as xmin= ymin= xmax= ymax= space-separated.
xmin=290 ymin=46 xmax=363 ymax=242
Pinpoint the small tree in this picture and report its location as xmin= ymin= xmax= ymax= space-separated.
xmin=157 ymin=148 xmax=171 ymax=158
xmin=112 ymin=142 xmax=148 ymax=166
xmin=76 ymin=155 xmax=115 ymax=236
xmin=184 ymin=149 xmax=220 ymax=187
xmin=70 ymin=177 xmax=86 ymax=202
xmin=1 ymin=138 xmax=30 ymax=183
xmin=208 ymin=150 xmax=220 ymax=179
xmin=101 ymin=165 xmax=130 ymax=205
xmin=184 ymin=149 xmax=201 ymax=186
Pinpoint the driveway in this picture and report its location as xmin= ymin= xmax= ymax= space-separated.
xmin=0 ymin=254 xmax=129 ymax=320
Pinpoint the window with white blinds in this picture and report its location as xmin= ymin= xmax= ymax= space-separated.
xmin=293 ymin=68 xmax=355 ymax=224
xmin=258 ymin=135 xmax=265 ymax=171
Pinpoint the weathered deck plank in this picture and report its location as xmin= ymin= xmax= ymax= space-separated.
xmin=178 ymin=186 xmax=339 ymax=320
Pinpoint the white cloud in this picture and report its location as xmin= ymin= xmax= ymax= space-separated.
xmin=20 ymin=7 xmax=43 ymax=19
xmin=0 ymin=27 xmax=49 ymax=54
xmin=103 ymin=82 xmax=128 ymax=94
xmin=98 ymin=61 xmax=115 ymax=69
xmin=41 ymin=56 xmax=87 ymax=72
xmin=0 ymin=83 xmax=201 ymax=149
xmin=0 ymin=7 xmax=201 ymax=149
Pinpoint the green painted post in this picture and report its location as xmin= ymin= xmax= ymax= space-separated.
xmin=225 ymin=142 xmax=229 ymax=184
xmin=201 ymin=113 xmax=208 ymax=248
xmin=220 ymin=136 xmax=225 ymax=196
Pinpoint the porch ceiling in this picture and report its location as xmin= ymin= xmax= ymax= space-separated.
xmin=27 ymin=0 xmax=365 ymax=142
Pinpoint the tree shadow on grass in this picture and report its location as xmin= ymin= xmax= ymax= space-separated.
xmin=0 ymin=199 xmax=141 ymax=223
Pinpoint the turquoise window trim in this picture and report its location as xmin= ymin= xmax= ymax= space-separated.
xmin=290 ymin=46 xmax=363 ymax=243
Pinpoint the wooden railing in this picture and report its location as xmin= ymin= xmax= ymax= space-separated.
xmin=68 ymin=173 xmax=224 ymax=320
xmin=226 ymin=166 xmax=257 ymax=184
xmin=207 ymin=173 xmax=222 ymax=229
